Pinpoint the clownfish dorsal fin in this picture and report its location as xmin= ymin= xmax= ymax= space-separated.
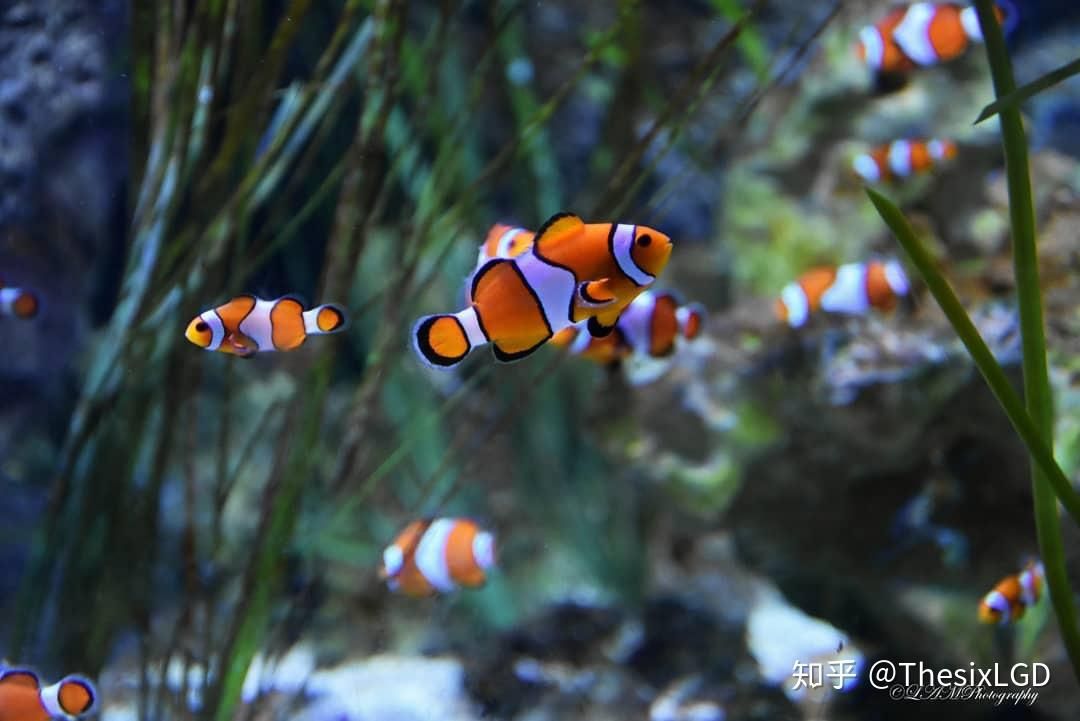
xmin=531 ymin=212 xmax=585 ymax=256
xmin=0 ymin=669 xmax=41 ymax=689
xmin=576 ymin=279 xmax=617 ymax=308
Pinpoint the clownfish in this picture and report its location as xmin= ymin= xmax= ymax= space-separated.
xmin=0 ymin=667 xmax=96 ymax=721
xmin=476 ymin=224 xmax=535 ymax=266
xmin=852 ymin=138 xmax=957 ymax=184
xmin=0 ymin=281 xmax=38 ymax=319
xmin=551 ymin=290 xmax=706 ymax=365
xmin=185 ymin=295 xmax=347 ymax=357
xmin=379 ymin=517 xmax=496 ymax=597
xmin=774 ymin=260 xmax=911 ymax=328
xmin=413 ymin=212 xmax=672 ymax=368
xmin=856 ymin=3 xmax=1014 ymax=75
xmin=978 ymin=560 xmax=1044 ymax=624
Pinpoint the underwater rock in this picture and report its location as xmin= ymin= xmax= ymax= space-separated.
xmin=298 ymin=655 xmax=482 ymax=721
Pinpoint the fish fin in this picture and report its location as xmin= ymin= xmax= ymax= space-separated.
xmin=413 ymin=314 xmax=473 ymax=368
xmin=531 ymin=212 xmax=585 ymax=257
xmin=225 ymin=331 xmax=259 ymax=357
xmin=303 ymin=303 xmax=348 ymax=334
xmin=56 ymin=676 xmax=97 ymax=716
xmin=277 ymin=292 xmax=309 ymax=308
xmin=576 ymin=279 xmax=618 ymax=308
xmin=587 ymin=314 xmax=617 ymax=338
xmin=0 ymin=669 xmax=40 ymax=689
xmin=491 ymin=334 xmax=550 ymax=363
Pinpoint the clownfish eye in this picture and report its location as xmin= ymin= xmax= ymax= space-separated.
xmin=195 ymin=321 xmax=209 ymax=333
xmin=636 ymin=234 xmax=652 ymax=247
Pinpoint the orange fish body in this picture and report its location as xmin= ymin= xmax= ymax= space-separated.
xmin=184 ymin=295 xmax=347 ymax=356
xmin=856 ymin=3 xmax=1011 ymax=74
xmin=379 ymin=518 xmax=496 ymax=597
xmin=0 ymin=668 xmax=96 ymax=721
xmin=413 ymin=213 xmax=672 ymax=368
xmin=0 ymin=281 xmax=39 ymax=320
xmin=852 ymin=138 xmax=957 ymax=184
xmin=775 ymin=260 xmax=910 ymax=328
xmin=979 ymin=560 xmax=1044 ymax=624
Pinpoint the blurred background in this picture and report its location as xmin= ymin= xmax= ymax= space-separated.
xmin=1 ymin=0 xmax=1080 ymax=719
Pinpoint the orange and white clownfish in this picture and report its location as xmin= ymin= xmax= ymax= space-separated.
xmin=475 ymin=224 xmax=535 ymax=266
xmin=855 ymin=3 xmax=1014 ymax=74
xmin=774 ymin=260 xmax=911 ymax=328
xmin=552 ymin=290 xmax=706 ymax=365
xmin=0 ymin=667 xmax=97 ymax=721
xmin=185 ymin=295 xmax=347 ymax=357
xmin=978 ymin=560 xmax=1044 ymax=624
xmin=852 ymin=138 xmax=957 ymax=184
xmin=0 ymin=281 xmax=39 ymax=319
xmin=413 ymin=212 xmax=672 ymax=368
xmin=379 ymin=517 xmax=496 ymax=597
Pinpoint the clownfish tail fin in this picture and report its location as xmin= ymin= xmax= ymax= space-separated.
xmin=302 ymin=303 xmax=348 ymax=335
xmin=42 ymin=675 xmax=97 ymax=718
xmin=412 ymin=311 xmax=474 ymax=369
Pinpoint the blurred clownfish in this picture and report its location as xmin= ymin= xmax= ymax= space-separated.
xmin=775 ymin=260 xmax=911 ymax=328
xmin=185 ymin=295 xmax=347 ymax=357
xmin=978 ymin=560 xmax=1044 ymax=624
xmin=852 ymin=138 xmax=957 ymax=184
xmin=476 ymin=224 xmax=535 ymax=266
xmin=379 ymin=517 xmax=496 ymax=597
xmin=855 ymin=2 xmax=1015 ymax=75
xmin=552 ymin=290 xmax=706 ymax=365
xmin=412 ymin=212 xmax=672 ymax=368
xmin=0 ymin=667 xmax=96 ymax=721
xmin=0 ymin=281 xmax=38 ymax=319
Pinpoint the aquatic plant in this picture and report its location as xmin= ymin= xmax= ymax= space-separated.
xmin=869 ymin=0 xmax=1080 ymax=682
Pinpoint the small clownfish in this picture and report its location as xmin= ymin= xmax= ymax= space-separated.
xmin=774 ymin=260 xmax=911 ymax=328
xmin=852 ymin=138 xmax=957 ymax=184
xmin=0 ymin=281 xmax=39 ymax=319
xmin=379 ymin=517 xmax=496 ymax=597
xmin=0 ymin=667 xmax=97 ymax=721
xmin=856 ymin=2 xmax=1014 ymax=74
xmin=412 ymin=212 xmax=672 ymax=368
xmin=476 ymin=224 xmax=535 ymax=266
xmin=552 ymin=290 xmax=707 ymax=365
xmin=979 ymin=560 xmax=1044 ymax=624
xmin=185 ymin=295 xmax=347 ymax=357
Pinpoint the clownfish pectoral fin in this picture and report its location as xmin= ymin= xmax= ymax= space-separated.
xmin=576 ymin=279 xmax=617 ymax=308
xmin=531 ymin=212 xmax=585 ymax=257
xmin=0 ymin=668 xmax=41 ymax=689
xmin=225 ymin=331 xmax=258 ymax=357
xmin=587 ymin=314 xmax=617 ymax=338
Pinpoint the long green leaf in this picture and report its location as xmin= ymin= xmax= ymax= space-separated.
xmin=974 ymin=0 xmax=1080 ymax=684
xmin=975 ymin=56 xmax=1080 ymax=124
xmin=866 ymin=188 xmax=1080 ymax=526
